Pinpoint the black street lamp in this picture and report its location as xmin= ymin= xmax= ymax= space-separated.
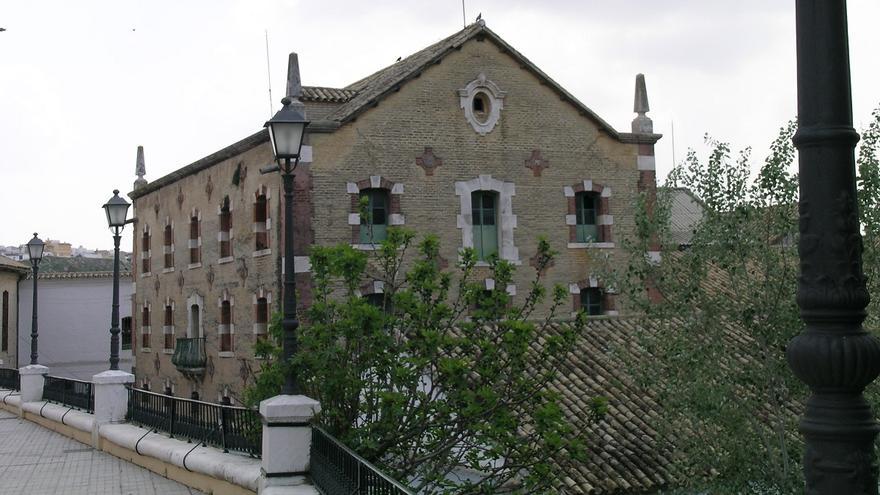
xmin=103 ymin=189 xmax=133 ymax=371
xmin=787 ymin=1 xmax=880 ymax=492
xmin=263 ymin=96 xmax=309 ymax=395
xmin=25 ymin=233 xmax=44 ymax=365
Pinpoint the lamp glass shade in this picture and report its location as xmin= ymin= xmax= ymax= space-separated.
xmin=103 ymin=190 xmax=131 ymax=228
xmin=264 ymin=98 xmax=309 ymax=161
xmin=267 ymin=121 xmax=306 ymax=160
xmin=26 ymin=234 xmax=44 ymax=262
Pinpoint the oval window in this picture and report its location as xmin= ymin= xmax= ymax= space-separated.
xmin=472 ymin=92 xmax=491 ymax=124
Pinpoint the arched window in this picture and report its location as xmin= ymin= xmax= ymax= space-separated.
xmin=190 ymin=304 xmax=201 ymax=338
xmin=575 ymin=192 xmax=599 ymax=242
xmin=360 ymin=189 xmax=389 ymax=243
xmin=471 ymin=190 xmax=498 ymax=261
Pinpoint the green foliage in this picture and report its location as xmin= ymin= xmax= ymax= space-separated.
xmin=612 ymin=121 xmax=804 ymax=492
xmin=610 ymin=108 xmax=880 ymax=494
xmin=245 ymin=229 xmax=593 ymax=494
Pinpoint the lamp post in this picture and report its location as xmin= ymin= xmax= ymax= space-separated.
xmin=103 ymin=190 xmax=132 ymax=371
xmin=787 ymin=1 xmax=880 ymax=492
xmin=25 ymin=233 xmax=44 ymax=365
xmin=263 ymin=96 xmax=309 ymax=395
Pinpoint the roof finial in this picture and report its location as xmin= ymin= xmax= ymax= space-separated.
xmin=133 ymin=145 xmax=147 ymax=190
xmin=286 ymin=52 xmax=302 ymax=100
xmin=632 ymin=73 xmax=653 ymax=134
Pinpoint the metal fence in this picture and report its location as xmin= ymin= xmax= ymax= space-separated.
xmin=311 ymin=426 xmax=413 ymax=495
xmin=0 ymin=368 xmax=19 ymax=391
xmin=42 ymin=375 xmax=94 ymax=413
xmin=127 ymin=387 xmax=262 ymax=457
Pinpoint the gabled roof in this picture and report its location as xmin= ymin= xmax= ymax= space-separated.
xmin=300 ymin=21 xmax=658 ymax=144
xmin=131 ymin=21 xmax=659 ymax=199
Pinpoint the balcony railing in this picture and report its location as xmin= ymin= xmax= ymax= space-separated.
xmin=311 ymin=426 xmax=413 ymax=495
xmin=127 ymin=387 xmax=262 ymax=457
xmin=43 ymin=375 xmax=94 ymax=413
xmin=0 ymin=368 xmax=19 ymax=391
xmin=171 ymin=337 xmax=207 ymax=375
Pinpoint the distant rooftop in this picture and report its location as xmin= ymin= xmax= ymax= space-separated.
xmin=30 ymin=255 xmax=132 ymax=279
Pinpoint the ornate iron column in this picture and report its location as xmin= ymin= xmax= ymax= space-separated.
xmin=787 ymin=1 xmax=880 ymax=493
xmin=280 ymin=158 xmax=301 ymax=395
xmin=109 ymin=227 xmax=122 ymax=370
xmin=29 ymin=261 xmax=39 ymax=365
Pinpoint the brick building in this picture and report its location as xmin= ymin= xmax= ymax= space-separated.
xmin=128 ymin=21 xmax=660 ymax=402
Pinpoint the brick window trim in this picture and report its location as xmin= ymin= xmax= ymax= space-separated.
xmin=253 ymin=187 xmax=271 ymax=253
xmin=189 ymin=210 xmax=202 ymax=266
xmin=564 ymin=180 xmax=613 ymax=245
xmin=140 ymin=225 xmax=152 ymax=276
xmin=569 ymin=279 xmax=618 ymax=316
xmin=347 ymin=176 xmax=404 ymax=244
xmin=253 ymin=290 xmax=272 ymax=335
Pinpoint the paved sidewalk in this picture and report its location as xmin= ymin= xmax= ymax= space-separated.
xmin=0 ymin=409 xmax=204 ymax=495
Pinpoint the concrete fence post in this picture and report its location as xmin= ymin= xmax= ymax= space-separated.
xmin=92 ymin=369 xmax=135 ymax=447
xmin=258 ymin=394 xmax=321 ymax=494
xmin=18 ymin=364 xmax=49 ymax=410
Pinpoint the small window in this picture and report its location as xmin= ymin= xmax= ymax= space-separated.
xmin=164 ymin=305 xmax=174 ymax=350
xmin=575 ymin=192 xmax=600 ymax=242
xmin=471 ymin=191 xmax=498 ymax=261
xmin=255 ymin=298 xmax=269 ymax=324
xmin=141 ymin=230 xmax=151 ymax=274
xmin=580 ymin=288 xmax=602 ymax=316
xmin=121 ymin=317 xmax=132 ymax=350
xmin=254 ymin=194 xmax=269 ymax=251
xmin=359 ymin=189 xmax=389 ymax=243
xmin=364 ymin=293 xmax=385 ymax=308
xmin=142 ymin=306 xmax=151 ymax=349
xmin=220 ymin=199 xmax=232 ymax=258
xmin=220 ymin=300 xmax=233 ymax=352
xmin=2 ymin=290 xmax=8 ymax=352
xmin=164 ymin=224 xmax=173 ymax=269
xmin=472 ymin=92 xmax=491 ymax=124
xmin=189 ymin=215 xmax=200 ymax=264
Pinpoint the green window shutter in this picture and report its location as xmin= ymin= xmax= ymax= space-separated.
xmin=360 ymin=189 xmax=389 ymax=243
xmin=472 ymin=191 xmax=498 ymax=261
xmin=576 ymin=193 xmax=599 ymax=242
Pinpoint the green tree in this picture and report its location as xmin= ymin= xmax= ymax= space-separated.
xmin=613 ymin=106 xmax=880 ymax=494
xmin=246 ymin=229 xmax=603 ymax=494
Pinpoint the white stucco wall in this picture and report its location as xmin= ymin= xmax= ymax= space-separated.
xmin=17 ymin=276 xmax=133 ymax=379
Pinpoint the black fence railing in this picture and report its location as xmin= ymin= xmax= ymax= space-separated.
xmin=127 ymin=387 xmax=262 ymax=457
xmin=311 ymin=426 xmax=413 ymax=495
xmin=42 ymin=375 xmax=94 ymax=413
xmin=0 ymin=368 xmax=19 ymax=391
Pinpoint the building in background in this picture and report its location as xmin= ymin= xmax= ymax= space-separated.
xmin=17 ymin=256 xmax=133 ymax=379
xmin=0 ymin=256 xmax=28 ymax=368
xmin=128 ymin=21 xmax=661 ymax=402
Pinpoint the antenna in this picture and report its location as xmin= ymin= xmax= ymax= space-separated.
xmin=671 ymin=120 xmax=677 ymax=166
xmin=265 ymin=30 xmax=273 ymax=118
xmin=462 ymin=0 xmax=466 ymax=28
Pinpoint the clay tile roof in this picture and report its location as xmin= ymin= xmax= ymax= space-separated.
xmin=535 ymin=318 xmax=678 ymax=493
xmin=301 ymin=86 xmax=357 ymax=103
xmin=30 ymin=256 xmax=132 ymax=279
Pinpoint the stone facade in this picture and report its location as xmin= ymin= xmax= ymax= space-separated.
xmin=129 ymin=22 xmax=660 ymax=402
xmin=0 ymin=256 xmax=27 ymax=368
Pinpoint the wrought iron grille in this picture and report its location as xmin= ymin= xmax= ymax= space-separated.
xmin=127 ymin=387 xmax=262 ymax=457
xmin=311 ymin=426 xmax=413 ymax=495
xmin=42 ymin=375 xmax=94 ymax=412
xmin=0 ymin=368 xmax=19 ymax=390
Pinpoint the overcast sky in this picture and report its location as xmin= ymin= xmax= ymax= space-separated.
xmin=2 ymin=1 xmax=879 ymax=251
